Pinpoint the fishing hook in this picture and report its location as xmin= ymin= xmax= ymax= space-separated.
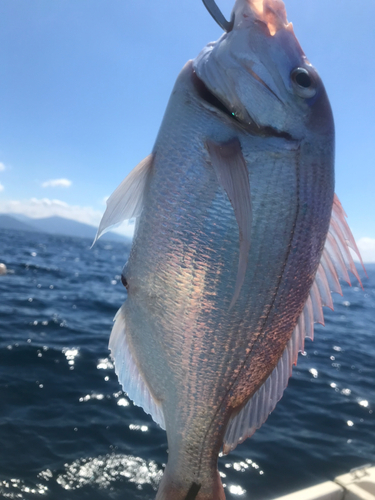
xmin=202 ymin=0 xmax=234 ymax=32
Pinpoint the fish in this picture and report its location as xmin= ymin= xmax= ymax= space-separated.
xmin=95 ymin=0 xmax=365 ymax=498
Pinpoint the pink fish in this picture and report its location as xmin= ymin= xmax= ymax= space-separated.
xmin=96 ymin=0 xmax=364 ymax=498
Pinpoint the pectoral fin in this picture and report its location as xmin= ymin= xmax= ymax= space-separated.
xmin=206 ymin=139 xmax=252 ymax=309
xmin=93 ymin=154 xmax=154 ymax=244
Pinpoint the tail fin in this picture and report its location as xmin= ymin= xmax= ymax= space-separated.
xmin=155 ymin=465 xmax=226 ymax=500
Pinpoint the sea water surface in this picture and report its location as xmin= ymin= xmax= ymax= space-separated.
xmin=0 ymin=229 xmax=374 ymax=500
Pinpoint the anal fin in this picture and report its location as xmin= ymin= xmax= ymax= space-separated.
xmin=109 ymin=307 xmax=165 ymax=429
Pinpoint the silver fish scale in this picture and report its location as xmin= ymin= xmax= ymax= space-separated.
xmin=122 ymin=63 xmax=334 ymax=488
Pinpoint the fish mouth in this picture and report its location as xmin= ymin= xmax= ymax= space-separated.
xmin=242 ymin=0 xmax=291 ymax=37
xmin=191 ymin=70 xmax=294 ymax=141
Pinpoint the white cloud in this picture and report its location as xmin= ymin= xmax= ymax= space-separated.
xmin=0 ymin=197 xmax=135 ymax=238
xmin=0 ymin=198 xmax=100 ymax=225
xmin=42 ymin=178 xmax=72 ymax=188
xmin=0 ymin=162 xmax=5 ymax=172
xmin=356 ymin=237 xmax=375 ymax=264
xmin=0 ymin=183 xmax=3 ymax=192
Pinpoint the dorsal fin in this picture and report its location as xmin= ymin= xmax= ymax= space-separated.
xmin=109 ymin=307 xmax=165 ymax=429
xmin=223 ymin=295 xmax=313 ymax=454
xmin=222 ymin=194 xmax=365 ymax=454
xmin=206 ymin=139 xmax=252 ymax=309
xmin=93 ymin=154 xmax=154 ymax=244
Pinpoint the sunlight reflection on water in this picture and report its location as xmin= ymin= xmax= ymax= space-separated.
xmin=56 ymin=454 xmax=162 ymax=490
xmin=1 ymin=455 xmax=163 ymax=498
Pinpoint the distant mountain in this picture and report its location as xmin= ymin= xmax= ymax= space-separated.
xmin=0 ymin=214 xmax=128 ymax=243
xmin=0 ymin=214 xmax=37 ymax=232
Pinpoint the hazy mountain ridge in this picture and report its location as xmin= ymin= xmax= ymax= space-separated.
xmin=0 ymin=214 xmax=38 ymax=233
xmin=0 ymin=214 xmax=127 ymax=242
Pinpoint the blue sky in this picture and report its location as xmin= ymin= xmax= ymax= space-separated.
xmin=0 ymin=0 xmax=374 ymax=260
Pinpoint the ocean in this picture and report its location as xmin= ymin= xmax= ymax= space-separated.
xmin=0 ymin=228 xmax=373 ymax=500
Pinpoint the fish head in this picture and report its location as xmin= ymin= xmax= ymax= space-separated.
xmin=194 ymin=0 xmax=334 ymax=140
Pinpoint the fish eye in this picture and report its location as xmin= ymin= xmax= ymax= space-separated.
xmin=291 ymin=67 xmax=316 ymax=99
xmin=294 ymin=71 xmax=311 ymax=88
